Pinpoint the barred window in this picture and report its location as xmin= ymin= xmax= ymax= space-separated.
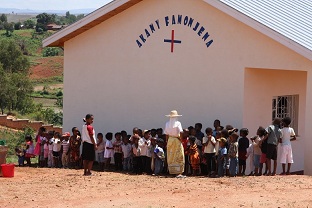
xmin=272 ymin=95 xmax=299 ymax=133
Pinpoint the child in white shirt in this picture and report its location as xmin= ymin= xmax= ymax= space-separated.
xmin=121 ymin=137 xmax=132 ymax=172
xmin=131 ymin=135 xmax=142 ymax=174
xmin=53 ymin=132 xmax=62 ymax=168
xmin=280 ymin=117 xmax=296 ymax=175
xmin=104 ymin=132 xmax=114 ymax=170
xmin=96 ymin=133 xmax=105 ymax=171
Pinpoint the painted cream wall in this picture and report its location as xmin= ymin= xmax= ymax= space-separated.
xmin=62 ymin=0 xmax=312 ymax=171
xmin=244 ymin=68 xmax=307 ymax=172
xmin=305 ymin=72 xmax=312 ymax=175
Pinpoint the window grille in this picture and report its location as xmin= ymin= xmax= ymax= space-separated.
xmin=272 ymin=95 xmax=299 ymax=133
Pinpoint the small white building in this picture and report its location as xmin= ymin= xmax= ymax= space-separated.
xmin=43 ymin=0 xmax=312 ymax=174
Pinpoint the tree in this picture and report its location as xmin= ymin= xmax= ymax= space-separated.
xmin=77 ymin=14 xmax=85 ymax=21
xmin=0 ymin=65 xmax=9 ymax=114
xmin=14 ymin=22 xmax=21 ymax=30
xmin=0 ymin=40 xmax=33 ymax=114
xmin=3 ymin=22 xmax=14 ymax=36
xmin=36 ymin=13 xmax=56 ymax=32
xmin=23 ymin=19 xmax=36 ymax=29
xmin=0 ymin=14 xmax=7 ymax=23
xmin=64 ymin=11 xmax=77 ymax=24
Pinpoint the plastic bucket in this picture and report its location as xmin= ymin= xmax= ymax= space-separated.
xmin=1 ymin=164 xmax=15 ymax=177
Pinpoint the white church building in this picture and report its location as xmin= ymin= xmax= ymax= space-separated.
xmin=43 ymin=0 xmax=312 ymax=174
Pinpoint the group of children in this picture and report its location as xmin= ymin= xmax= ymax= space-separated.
xmin=15 ymin=127 xmax=82 ymax=169
xmin=95 ymin=129 xmax=166 ymax=176
xmin=15 ymin=117 xmax=296 ymax=177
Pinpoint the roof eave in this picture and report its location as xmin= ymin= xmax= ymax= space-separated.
xmin=43 ymin=0 xmax=142 ymax=47
xmin=204 ymin=0 xmax=312 ymax=62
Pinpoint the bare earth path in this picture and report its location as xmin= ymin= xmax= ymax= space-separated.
xmin=0 ymin=167 xmax=312 ymax=208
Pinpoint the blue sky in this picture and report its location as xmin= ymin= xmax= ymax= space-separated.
xmin=0 ymin=0 xmax=113 ymax=10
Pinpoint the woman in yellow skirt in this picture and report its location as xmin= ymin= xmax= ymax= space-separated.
xmin=164 ymin=110 xmax=185 ymax=178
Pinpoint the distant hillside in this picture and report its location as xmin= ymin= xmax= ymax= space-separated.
xmin=6 ymin=13 xmax=36 ymax=23
xmin=0 ymin=29 xmax=64 ymax=83
xmin=0 ymin=8 xmax=95 ymax=15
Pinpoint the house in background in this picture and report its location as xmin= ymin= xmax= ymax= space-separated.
xmin=43 ymin=0 xmax=312 ymax=174
xmin=46 ymin=23 xmax=65 ymax=31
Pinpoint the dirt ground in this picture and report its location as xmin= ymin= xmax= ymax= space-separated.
xmin=1 ymin=167 xmax=312 ymax=208
xmin=30 ymin=56 xmax=64 ymax=80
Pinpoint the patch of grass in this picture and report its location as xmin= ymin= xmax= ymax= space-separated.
xmin=0 ymin=127 xmax=35 ymax=157
xmin=31 ymin=76 xmax=63 ymax=85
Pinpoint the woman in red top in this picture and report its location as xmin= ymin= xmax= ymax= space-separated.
xmin=81 ymin=114 xmax=97 ymax=176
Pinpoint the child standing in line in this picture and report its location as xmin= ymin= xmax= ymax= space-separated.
xmin=153 ymin=138 xmax=166 ymax=176
xmin=187 ymin=136 xmax=200 ymax=176
xmin=156 ymin=128 xmax=163 ymax=138
xmin=61 ymin=132 xmax=70 ymax=168
xmin=130 ymin=127 xmax=140 ymax=144
xmin=34 ymin=127 xmax=46 ymax=165
xmin=238 ymin=128 xmax=250 ymax=176
xmin=96 ymin=133 xmax=105 ymax=171
xmin=212 ymin=119 xmax=221 ymax=137
xmin=246 ymin=143 xmax=254 ymax=176
xmin=221 ymin=129 xmax=230 ymax=176
xmin=104 ymin=132 xmax=114 ymax=171
xmin=15 ymin=147 xmax=24 ymax=166
xmin=217 ymin=138 xmax=227 ymax=177
xmin=69 ymin=127 xmax=81 ymax=169
xmin=113 ymin=132 xmax=123 ymax=171
xmin=121 ymin=136 xmax=132 ymax=172
xmin=280 ymin=117 xmax=296 ymax=175
xmin=139 ymin=130 xmax=152 ymax=174
xmin=47 ymin=131 xmax=54 ymax=168
xmin=181 ymin=129 xmax=190 ymax=175
xmin=53 ymin=132 xmax=62 ymax=168
xmin=259 ymin=130 xmax=268 ymax=176
xmin=214 ymin=131 xmax=221 ymax=174
xmin=150 ymin=137 xmax=157 ymax=173
xmin=43 ymin=134 xmax=49 ymax=167
xmin=252 ymin=127 xmax=266 ymax=176
xmin=24 ymin=135 xmax=35 ymax=167
xmin=39 ymin=136 xmax=46 ymax=167
xmin=131 ymin=135 xmax=142 ymax=174
xmin=202 ymin=127 xmax=216 ymax=177
xmin=228 ymin=133 xmax=239 ymax=177
xmin=195 ymin=123 xmax=204 ymax=151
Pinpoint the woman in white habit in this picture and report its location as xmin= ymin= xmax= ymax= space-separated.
xmin=164 ymin=110 xmax=185 ymax=178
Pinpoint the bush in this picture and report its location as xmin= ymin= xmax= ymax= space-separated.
xmin=56 ymin=97 xmax=63 ymax=108
xmin=43 ymin=47 xmax=60 ymax=57
xmin=56 ymin=90 xmax=63 ymax=97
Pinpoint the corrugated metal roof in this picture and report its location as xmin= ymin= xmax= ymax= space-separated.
xmin=44 ymin=0 xmax=312 ymax=60
xmin=219 ymin=0 xmax=312 ymax=51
